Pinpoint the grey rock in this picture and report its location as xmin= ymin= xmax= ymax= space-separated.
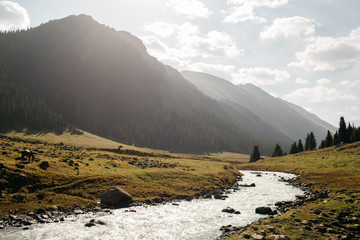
xmin=100 ymin=186 xmax=132 ymax=208
xmin=252 ymin=234 xmax=264 ymax=240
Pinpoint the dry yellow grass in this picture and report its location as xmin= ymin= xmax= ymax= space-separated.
xmin=0 ymin=133 xmax=239 ymax=217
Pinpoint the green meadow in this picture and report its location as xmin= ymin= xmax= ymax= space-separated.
xmin=226 ymin=141 xmax=360 ymax=240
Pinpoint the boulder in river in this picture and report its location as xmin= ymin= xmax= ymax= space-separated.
xmin=255 ymin=206 xmax=272 ymax=215
xmin=222 ymin=207 xmax=236 ymax=214
xmin=100 ymin=186 xmax=132 ymax=208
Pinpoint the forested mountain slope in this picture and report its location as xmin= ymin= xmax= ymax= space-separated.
xmin=0 ymin=15 xmax=257 ymax=154
xmin=182 ymin=71 xmax=336 ymax=152
xmin=0 ymin=15 xmax=335 ymax=154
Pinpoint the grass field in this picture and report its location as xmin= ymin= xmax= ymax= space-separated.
xmin=226 ymin=141 xmax=360 ymax=240
xmin=0 ymin=133 xmax=239 ymax=217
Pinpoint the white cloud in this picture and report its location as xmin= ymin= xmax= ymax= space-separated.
xmin=233 ymin=67 xmax=290 ymax=85
xmin=187 ymin=62 xmax=236 ymax=80
xmin=224 ymin=5 xmax=267 ymax=24
xmin=151 ymin=22 xmax=242 ymax=59
xmin=0 ymin=1 xmax=30 ymax=31
xmin=141 ymin=35 xmax=190 ymax=69
xmin=261 ymin=16 xmax=315 ymax=40
xmin=316 ymin=78 xmax=331 ymax=85
xmin=227 ymin=0 xmax=288 ymax=8
xmin=284 ymin=86 xmax=357 ymax=103
xmin=142 ymin=22 xmax=243 ymax=72
xmin=336 ymin=79 xmax=360 ymax=88
xmin=144 ymin=22 xmax=177 ymax=38
xmin=168 ymin=0 xmax=211 ymax=19
xmin=142 ymin=36 xmax=169 ymax=55
xmin=346 ymin=106 xmax=358 ymax=112
xmin=224 ymin=0 xmax=288 ymax=24
xmin=175 ymin=23 xmax=243 ymax=59
xmin=296 ymin=78 xmax=310 ymax=84
xmin=289 ymin=26 xmax=360 ymax=71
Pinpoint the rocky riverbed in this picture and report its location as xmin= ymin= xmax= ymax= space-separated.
xmin=1 ymin=171 xmax=304 ymax=240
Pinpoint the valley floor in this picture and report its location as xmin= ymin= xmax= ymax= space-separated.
xmin=1 ymin=132 xmax=359 ymax=240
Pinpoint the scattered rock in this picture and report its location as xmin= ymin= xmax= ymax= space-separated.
xmin=255 ymin=207 xmax=273 ymax=215
xmin=243 ymin=233 xmax=251 ymax=239
xmin=36 ymin=208 xmax=46 ymax=215
xmin=84 ymin=219 xmax=106 ymax=227
xmin=12 ymin=193 xmax=26 ymax=202
xmin=239 ymin=183 xmax=256 ymax=187
xmin=222 ymin=207 xmax=236 ymax=214
xmin=252 ymin=233 xmax=265 ymax=240
xmin=100 ymin=186 xmax=132 ymax=208
xmin=16 ymin=163 xmax=25 ymax=169
xmin=271 ymin=235 xmax=291 ymax=240
xmin=85 ymin=222 xmax=96 ymax=227
xmin=74 ymin=209 xmax=83 ymax=215
xmin=97 ymin=220 xmax=106 ymax=225
xmin=39 ymin=161 xmax=49 ymax=170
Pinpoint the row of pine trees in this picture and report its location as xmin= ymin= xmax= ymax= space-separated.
xmin=250 ymin=116 xmax=360 ymax=162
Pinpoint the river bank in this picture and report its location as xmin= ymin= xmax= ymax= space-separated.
xmin=0 ymin=173 xmax=243 ymax=231
xmin=225 ymin=141 xmax=360 ymax=240
xmin=2 ymin=171 xmax=304 ymax=240
xmin=0 ymin=135 xmax=239 ymax=220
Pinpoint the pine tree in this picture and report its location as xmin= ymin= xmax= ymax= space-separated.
xmin=325 ymin=130 xmax=333 ymax=147
xmin=289 ymin=141 xmax=298 ymax=154
xmin=350 ymin=127 xmax=357 ymax=143
xmin=333 ymin=131 xmax=340 ymax=146
xmin=272 ymin=143 xmax=284 ymax=157
xmin=346 ymin=123 xmax=353 ymax=143
xmin=319 ymin=140 xmax=326 ymax=149
xmin=305 ymin=132 xmax=316 ymax=150
xmin=249 ymin=145 xmax=261 ymax=163
xmin=338 ymin=117 xmax=347 ymax=143
xmin=309 ymin=132 xmax=317 ymax=150
xmin=305 ymin=133 xmax=310 ymax=150
xmin=356 ymin=127 xmax=360 ymax=142
xmin=298 ymin=139 xmax=304 ymax=152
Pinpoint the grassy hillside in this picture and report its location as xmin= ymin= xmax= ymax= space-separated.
xmin=226 ymin=141 xmax=360 ymax=240
xmin=0 ymin=134 xmax=239 ymax=217
xmin=2 ymin=129 xmax=150 ymax=150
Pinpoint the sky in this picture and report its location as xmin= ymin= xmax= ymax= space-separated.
xmin=1 ymin=0 xmax=360 ymax=127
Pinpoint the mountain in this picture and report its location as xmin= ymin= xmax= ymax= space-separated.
xmin=0 ymin=15 xmax=335 ymax=155
xmin=181 ymin=71 xmax=336 ymax=153
xmin=0 ymin=15 xmax=266 ymax=154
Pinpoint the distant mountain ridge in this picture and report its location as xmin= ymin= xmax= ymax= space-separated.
xmin=0 ymin=15 xmax=335 ymax=154
xmin=181 ymin=71 xmax=336 ymax=153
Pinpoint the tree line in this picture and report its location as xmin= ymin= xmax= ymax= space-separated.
xmin=250 ymin=116 xmax=360 ymax=162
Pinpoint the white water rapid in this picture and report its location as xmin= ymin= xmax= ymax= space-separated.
xmin=2 ymin=170 xmax=304 ymax=240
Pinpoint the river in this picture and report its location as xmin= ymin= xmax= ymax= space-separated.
xmin=2 ymin=170 xmax=304 ymax=240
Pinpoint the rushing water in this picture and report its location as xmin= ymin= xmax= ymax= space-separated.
xmin=3 ymin=170 xmax=304 ymax=240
